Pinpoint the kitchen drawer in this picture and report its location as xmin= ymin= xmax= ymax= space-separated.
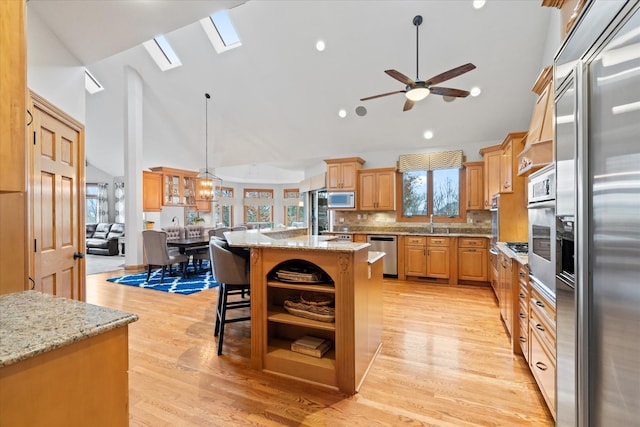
xmin=530 ymin=301 xmax=556 ymax=351
xmin=529 ymin=322 xmax=556 ymax=416
xmin=519 ymin=315 xmax=529 ymax=361
xmin=518 ymin=281 xmax=528 ymax=302
xmin=530 ymin=285 xmax=556 ymax=326
xmin=458 ymin=237 xmax=486 ymax=248
xmin=427 ymin=236 xmax=449 ymax=247
xmin=405 ymin=236 xmax=426 ymax=245
xmin=518 ymin=264 xmax=529 ymax=288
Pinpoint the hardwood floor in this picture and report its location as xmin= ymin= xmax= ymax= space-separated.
xmin=87 ymin=271 xmax=554 ymax=426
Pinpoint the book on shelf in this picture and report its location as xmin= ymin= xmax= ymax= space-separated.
xmin=291 ymin=335 xmax=332 ymax=358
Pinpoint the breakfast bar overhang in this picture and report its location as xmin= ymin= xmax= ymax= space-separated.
xmin=225 ymin=230 xmax=384 ymax=394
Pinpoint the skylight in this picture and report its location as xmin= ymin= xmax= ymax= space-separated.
xmin=84 ymin=68 xmax=104 ymax=94
xmin=142 ymin=35 xmax=182 ymax=71
xmin=200 ymin=10 xmax=242 ymax=54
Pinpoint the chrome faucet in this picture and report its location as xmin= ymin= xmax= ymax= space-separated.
xmin=430 ymin=214 xmax=434 ymax=233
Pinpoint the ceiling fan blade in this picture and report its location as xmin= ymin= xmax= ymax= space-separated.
xmin=425 ymin=63 xmax=476 ymax=86
xmin=385 ymin=69 xmax=415 ymax=86
xmin=360 ymin=90 xmax=406 ymax=101
xmin=403 ymin=98 xmax=415 ymax=112
xmin=429 ymin=87 xmax=470 ymax=98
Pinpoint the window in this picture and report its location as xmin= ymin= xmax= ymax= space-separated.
xmin=142 ymin=35 xmax=182 ymax=71
xmin=214 ymin=186 xmax=234 ymax=227
xmin=200 ymin=10 xmax=242 ymax=54
xmin=244 ymin=188 xmax=273 ymax=226
xmin=86 ymin=183 xmax=99 ymax=223
xmin=283 ymin=188 xmax=303 ymax=226
xmin=400 ymin=168 xmax=461 ymax=220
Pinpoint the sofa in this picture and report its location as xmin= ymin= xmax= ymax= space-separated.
xmin=86 ymin=223 xmax=125 ymax=256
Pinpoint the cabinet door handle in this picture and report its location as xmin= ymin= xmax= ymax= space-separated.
xmin=535 ymin=362 xmax=548 ymax=371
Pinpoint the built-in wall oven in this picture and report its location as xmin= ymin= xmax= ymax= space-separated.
xmin=527 ymin=164 xmax=556 ymax=294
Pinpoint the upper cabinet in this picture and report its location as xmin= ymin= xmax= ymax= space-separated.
xmin=480 ymin=132 xmax=527 ymax=208
xmin=359 ymin=167 xmax=396 ymax=211
xmin=149 ymin=166 xmax=198 ymax=207
xmin=464 ymin=161 xmax=484 ymax=211
xmin=325 ymin=157 xmax=364 ymax=191
xmin=142 ymin=170 xmax=162 ymax=212
xmin=518 ymin=66 xmax=554 ymax=175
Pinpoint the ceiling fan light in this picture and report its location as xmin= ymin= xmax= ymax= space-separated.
xmin=405 ymin=87 xmax=429 ymax=102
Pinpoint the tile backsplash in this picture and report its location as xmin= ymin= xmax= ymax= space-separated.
xmin=331 ymin=210 xmax=491 ymax=233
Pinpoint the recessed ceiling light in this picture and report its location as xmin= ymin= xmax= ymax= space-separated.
xmin=338 ymin=109 xmax=347 ymax=118
xmin=473 ymin=0 xmax=486 ymax=9
xmin=470 ymin=87 xmax=482 ymax=97
xmin=316 ymin=40 xmax=326 ymax=52
xmin=423 ymin=130 xmax=434 ymax=140
xmin=355 ymin=106 xmax=367 ymax=116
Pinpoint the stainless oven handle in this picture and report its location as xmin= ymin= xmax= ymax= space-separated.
xmin=489 ymin=248 xmax=499 ymax=255
xmin=527 ymin=200 xmax=555 ymax=209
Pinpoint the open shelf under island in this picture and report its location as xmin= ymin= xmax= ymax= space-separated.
xmin=226 ymin=229 xmax=384 ymax=395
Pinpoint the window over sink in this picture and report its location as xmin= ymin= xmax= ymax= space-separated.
xmin=400 ymin=167 xmax=461 ymax=221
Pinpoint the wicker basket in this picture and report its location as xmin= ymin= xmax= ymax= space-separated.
xmin=284 ymin=295 xmax=335 ymax=323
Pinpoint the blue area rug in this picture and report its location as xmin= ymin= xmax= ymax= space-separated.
xmin=107 ymin=261 xmax=218 ymax=295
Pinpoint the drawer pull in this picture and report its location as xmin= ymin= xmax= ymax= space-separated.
xmin=535 ymin=324 xmax=545 ymax=332
xmin=519 ymin=336 xmax=527 ymax=343
xmin=535 ymin=362 xmax=548 ymax=371
xmin=519 ymin=272 xmax=525 ymax=277
xmin=535 ymin=300 xmax=545 ymax=308
xmin=519 ymin=313 xmax=526 ymax=319
xmin=519 ymin=293 xmax=525 ymax=299
xmin=468 ymin=249 xmax=476 ymax=252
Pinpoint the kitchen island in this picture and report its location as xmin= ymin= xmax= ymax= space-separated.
xmin=225 ymin=230 xmax=383 ymax=394
xmin=0 ymin=291 xmax=138 ymax=426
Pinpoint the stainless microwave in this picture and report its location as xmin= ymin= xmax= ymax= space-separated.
xmin=327 ymin=191 xmax=355 ymax=209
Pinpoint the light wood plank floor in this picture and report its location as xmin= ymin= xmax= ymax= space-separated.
xmin=87 ymin=271 xmax=554 ymax=427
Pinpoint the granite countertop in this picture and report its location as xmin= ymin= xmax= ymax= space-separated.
xmin=322 ymin=229 xmax=492 ymax=238
xmin=0 ymin=291 xmax=138 ymax=368
xmin=225 ymin=229 xmax=370 ymax=252
xmin=368 ymin=251 xmax=385 ymax=264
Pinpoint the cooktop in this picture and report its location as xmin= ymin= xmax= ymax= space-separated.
xmin=505 ymin=242 xmax=528 ymax=254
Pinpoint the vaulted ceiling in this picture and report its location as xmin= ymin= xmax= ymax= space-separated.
xmin=28 ymin=0 xmax=554 ymax=183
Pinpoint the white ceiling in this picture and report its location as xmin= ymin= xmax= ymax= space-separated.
xmin=28 ymin=0 xmax=554 ymax=183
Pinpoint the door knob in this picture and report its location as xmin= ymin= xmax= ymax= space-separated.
xmin=73 ymin=252 xmax=85 ymax=260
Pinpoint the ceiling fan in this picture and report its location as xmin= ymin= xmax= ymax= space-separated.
xmin=361 ymin=15 xmax=476 ymax=112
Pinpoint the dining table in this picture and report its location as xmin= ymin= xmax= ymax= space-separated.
xmin=166 ymin=236 xmax=210 ymax=274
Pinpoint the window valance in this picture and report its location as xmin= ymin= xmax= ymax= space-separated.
xmin=398 ymin=150 xmax=463 ymax=172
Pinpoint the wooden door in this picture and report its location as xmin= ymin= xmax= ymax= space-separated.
xmin=30 ymin=92 xmax=85 ymax=300
xmin=358 ymin=171 xmax=376 ymax=209
xmin=483 ymin=149 xmax=501 ymax=208
xmin=464 ymin=162 xmax=484 ymax=211
xmin=426 ymin=246 xmax=449 ymax=279
xmin=375 ymin=170 xmax=395 ymax=210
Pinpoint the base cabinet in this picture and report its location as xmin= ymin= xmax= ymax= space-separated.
xmin=457 ymin=237 xmax=487 ymax=282
xmin=426 ymin=237 xmax=450 ymax=279
xmin=250 ymin=247 xmax=381 ymax=395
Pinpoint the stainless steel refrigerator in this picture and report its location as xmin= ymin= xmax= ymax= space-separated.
xmin=555 ymin=1 xmax=640 ymax=425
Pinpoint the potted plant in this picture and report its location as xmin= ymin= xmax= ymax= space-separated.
xmin=193 ymin=216 xmax=205 ymax=225
xmin=143 ymin=220 xmax=155 ymax=230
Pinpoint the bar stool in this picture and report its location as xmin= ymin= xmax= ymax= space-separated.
xmin=209 ymin=239 xmax=251 ymax=355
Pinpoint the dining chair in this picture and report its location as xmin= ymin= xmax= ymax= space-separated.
xmin=161 ymin=226 xmax=184 ymax=257
xmin=211 ymin=226 xmax=231 ymax=239
xmin=184 ymin=225 xmax=208 ymax=271
xmin=209 ymin=238 xmax=251 ymax=355
xmin=142 ymin=230 xmax=189 ymax=283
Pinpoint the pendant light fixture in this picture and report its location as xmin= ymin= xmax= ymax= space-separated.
xmin=197 ymin=92 xmax=222 ymax=202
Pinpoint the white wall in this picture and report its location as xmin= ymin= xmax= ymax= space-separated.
xmin=26 ymin=6 xmax=85 ymax=124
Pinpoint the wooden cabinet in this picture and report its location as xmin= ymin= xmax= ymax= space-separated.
xmin=404 ymin=236 xmax=427 ymax=277
xmin=464 ymin=161 xmax=484 ymax=211
xmin=251 ymin=246 xmax=381 ymax=395
xmin=480 ymin=146 xmax=501 ymax=209
xmin=0 ymin=0 xmax=26 ymax=193
xmin=150 ymin=166 xmax=198 ymax=206
xmin=358 ymin=167 xmax=396 ymax=210
xmin=142 ymin=170 xmax=162 ymax=212
xmin=457 ymin=237 xmax=487 ymax=282
xmin=498 ymin=251 xmax=514 ymax=337
xmin=517 ymin=262 xmax=530 ymax=360
xmin=353 ymin=234 xmax=367 ymax=243
xmin=426 ymin=237 xmax=450 ymax=279
xmin=518 ymin=66 xmax=554 ymax=176
xmin=489 ymin=249 xmax=499 ymax=299
xmin=325 ymin=157 xmax=364 ymax=191
xmin=480 ymin=132 xmax=527 ymax=208
xmin=529 ymin=281 xmax=557 ymax=418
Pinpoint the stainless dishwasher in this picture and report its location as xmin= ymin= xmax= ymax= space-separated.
xmin=367 ymin=235 xmax=397 ymax=276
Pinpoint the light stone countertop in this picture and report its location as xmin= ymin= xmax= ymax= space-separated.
xmin=0 ymin=291 xmax=138 ymax=368
xmin=322 ymin=229 xmax=492 ymax=238
xmin=225 ymin=229 xmax=370 ymax=252
xmin=368 ymin=251 xmax=385 ymax=264
xmin=496 ymin=242 xmax=529 ymax=266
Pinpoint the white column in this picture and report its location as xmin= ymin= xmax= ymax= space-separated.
xmin=123 ymin=66 xmax=144 ymax=268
